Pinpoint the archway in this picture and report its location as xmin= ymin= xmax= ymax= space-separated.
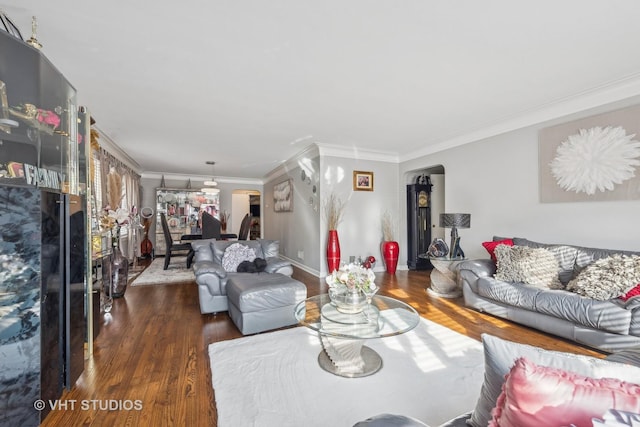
xmin=405 ymin=165 xmax=445 ymax=270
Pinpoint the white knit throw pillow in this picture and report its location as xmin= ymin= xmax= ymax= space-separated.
xmin=566 ymin=254 xmax=640 ymax=300
xmin=221 ymin=243 xmax=256 ymax=272
xmin=494 ymin=245 xmax=561 ymax=288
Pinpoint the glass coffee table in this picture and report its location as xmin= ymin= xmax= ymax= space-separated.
xmin=294 ymin=294 xmax=419 ymax=378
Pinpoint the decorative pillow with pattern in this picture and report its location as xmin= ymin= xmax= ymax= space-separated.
xmin=221 ymin=243 xmax=257 ymax=272
xmin=567 ymin=254 xmax=640 ymax=301
xmin=494 ymin=245 xmax=561 ymax=288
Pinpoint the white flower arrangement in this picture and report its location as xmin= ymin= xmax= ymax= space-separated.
xmin=100 ymin=207 xmax=131 ymax=230
xmin=326 ymin=263 xmax=377 ymax=293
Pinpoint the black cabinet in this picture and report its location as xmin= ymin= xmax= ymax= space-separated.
xmin=407 ymin=183 xmax=432 ymax=270
xmin=0 ymin=30 xmax=87 ymax=426
xmin=0 ymin=187 xmax=86 ymax=425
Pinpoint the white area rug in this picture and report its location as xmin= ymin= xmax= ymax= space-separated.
xmin=209 ymin=317 xmax=484 ymax=427
xmin=130 ymin=256 xmax=195 ymax=286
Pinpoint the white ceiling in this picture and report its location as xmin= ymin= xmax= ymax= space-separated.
xmin=4 ymin=1 xmax=640 ymax=180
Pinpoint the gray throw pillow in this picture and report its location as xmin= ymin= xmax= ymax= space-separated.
xmin=191 ymin=238 xmax=216 ymax=263
xmin=259 ymin=239 xmax=280 ymax=258
xmin=467 ymin=334 xmax=640 ymax=427
xmin=494 ymin=245 xmax=561 ymax=288
xmin=545 ymin=245 xmax=579 ymax=287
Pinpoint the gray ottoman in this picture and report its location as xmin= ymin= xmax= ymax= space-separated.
xmin=226 ymin=273 xmax=307 ymax=335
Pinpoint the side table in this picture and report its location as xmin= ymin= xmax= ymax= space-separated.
xmin=420 ymin=255 xmax=466 ymax=298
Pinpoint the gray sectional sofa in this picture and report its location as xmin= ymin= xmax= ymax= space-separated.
xmin=191 ymin=238 xmax=307 ymax=335
xmin=191 ymin=238 xmax=295 ymax=314
xmin=458 ymin=237 xmax=640 ymax=352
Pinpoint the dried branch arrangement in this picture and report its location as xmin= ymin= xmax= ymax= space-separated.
xmin=382 ymin=211 xmax=395 ymax=241
xmin=323 ymin=191 xmax=346 ymax=230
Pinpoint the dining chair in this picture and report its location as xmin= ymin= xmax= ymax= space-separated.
xmin=160 ymin=213 xmax=193 ymax=270
xmin=237 ymin=213 xmax=252 ymax=240
xmin=201 ymin=211 xmax=222 ymax=240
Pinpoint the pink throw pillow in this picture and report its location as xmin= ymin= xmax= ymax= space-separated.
xmin=482 ymin=239 xmax=514 ymax=263
xmin=489 ymin=357 xmax=640 ymax=427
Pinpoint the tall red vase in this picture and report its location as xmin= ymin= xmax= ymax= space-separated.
xmin=326 ymin=229 xmax=341 ymax=273
xmin=382 ymin=240 xmax=399 ymax=274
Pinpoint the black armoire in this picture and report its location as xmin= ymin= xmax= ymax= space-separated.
xmin=407 ymin=176 xmax=433 ymax=270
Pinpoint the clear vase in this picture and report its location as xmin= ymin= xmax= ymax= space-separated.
xmin=109 ymin=237 xmax=129 ymax=298
xmin=329 ymin=285 xmax=367 ymax=314
xmin=100 ymin=257 xmax=113 ymax=313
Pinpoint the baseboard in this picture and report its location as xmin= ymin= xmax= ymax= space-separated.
xmin=281 ymin=255 xmax=320 ymax=277
xmin=281 ymin=256 xmax=409 ymax=276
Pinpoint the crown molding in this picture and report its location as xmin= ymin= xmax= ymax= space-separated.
xmin=141 ymin=171 xmax=263 ymax=185
xmin=316 ymin=143 xmax=399 ymax=163
xmin=264 ymin=143 xmax=320 ymax=182
xmin=264 ymin=142 xmax=399 ymax=183
xmin=401 ymin=72 xmax=640 ymax=162
xmin=94 ymin=126 xmax=142 ymax=173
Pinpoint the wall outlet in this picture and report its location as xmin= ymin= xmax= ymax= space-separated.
xmin=297 ymin=250 xmax=304 ymax=260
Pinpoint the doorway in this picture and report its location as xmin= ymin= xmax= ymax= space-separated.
xmin=231 ymin=190 xmax=261 ymax=239
xmin=406 ymin=165 xmax=445 ymax=270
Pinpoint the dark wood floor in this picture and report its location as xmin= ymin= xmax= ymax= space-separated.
xmin=41 ymin=266 xmax=604 ymax=426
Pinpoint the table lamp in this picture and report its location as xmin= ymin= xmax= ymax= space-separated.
xmin=439 ymin=213 xmax=471 ymax=258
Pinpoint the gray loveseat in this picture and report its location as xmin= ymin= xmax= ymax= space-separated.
xmin=458 ymin=237 xmax=640 ymax=352
xmin=191 ymin=238 xmax=294 ymax=314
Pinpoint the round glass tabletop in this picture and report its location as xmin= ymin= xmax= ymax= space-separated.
xmin=294 ymin=294 xmax=420 ymax=340
xmin=418 ymin=253 xmax=466 ymax=262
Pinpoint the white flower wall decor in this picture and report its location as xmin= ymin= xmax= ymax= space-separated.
xmin=549 ymin=126 xmax=640 ymax=195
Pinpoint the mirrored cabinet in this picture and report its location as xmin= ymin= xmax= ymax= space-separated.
xmin=155 ymin=187 xmax=220 ymax=255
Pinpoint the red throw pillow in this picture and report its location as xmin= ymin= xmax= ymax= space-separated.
xmin=482 ymin=239 xmax=514 ymax=263
xmin=621 ymin=284 xmax=640 ymax=301
xmin=489 ymin=357 xmax=640 ymax=427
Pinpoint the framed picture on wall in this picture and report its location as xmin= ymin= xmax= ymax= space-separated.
xmin=353 ymin=170 xmax=374 ymax=191
xmin=273 ymin=179 xmax=293 ymax=212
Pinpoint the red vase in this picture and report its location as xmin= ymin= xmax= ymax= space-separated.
xmin=326 ymin=229 xmax=341 ymax=273
xmin=382 ymin=241 xmax=399 ymax=274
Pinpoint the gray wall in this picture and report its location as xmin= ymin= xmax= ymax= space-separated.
xmin=264 ymin=155 xmax=322 ymax=274
xmin=264 ymin=151 xmax=399 ymax=276
xmin=138 ymin=97 xmax=640 ymax=273
xmin=319 ymin=155 xmax=400 ymax=276
xmin=399 ymin=98 xmax=640 ymax=262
